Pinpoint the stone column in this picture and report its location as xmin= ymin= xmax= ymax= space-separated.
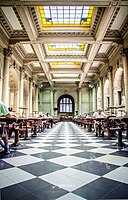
xmin=122 ymin=48 xmax=128 ymax=115
xmin=108 ymin=66 xmax=114 ymax=108
xmin=78 ymin=88 xmax=82 ymax=115
xmin=93 ymin=85 xmax=97 ymax=112
xmin=35 ymin=85 xmax=39 ymax=113
xmin=50 ymin=88 xmax=54 ymax=116
xmin=19 ymin=67 xmax=24 ymax=116
xmin=29 ymin=78 xmax=33 ymax=117
xmin=2 ymin=47 xmax=12 ymax=106
xmin=100 ymin=77 xmax=104 ymax=110
xmin=0 ymin=77 xmax=2 ymax=101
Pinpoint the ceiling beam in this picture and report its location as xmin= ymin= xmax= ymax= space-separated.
xmin=1 ymin=0 xmax=128 ymax=6
xmin=52 ymin=78 xmax=80 ymax=82
xmin=49 ymin=69 xmax=83 ymax=74
xmin=16 ymin=6 xmax=53 ymax=86
xmin=79 ymin=7 xmax=117 ymax=87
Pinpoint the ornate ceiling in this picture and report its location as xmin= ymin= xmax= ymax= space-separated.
xmin=0 ymin=0 xmax=128 ymax=88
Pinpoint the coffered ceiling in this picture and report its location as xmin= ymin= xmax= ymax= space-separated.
xmin=0 ymin=0 xmax=128 ymax=88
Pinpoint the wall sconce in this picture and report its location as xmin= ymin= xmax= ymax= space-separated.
xmin=88 ymin=83 xmax=93 ymax=89
xmin=38 ymin=82 xmax=43 ymax=89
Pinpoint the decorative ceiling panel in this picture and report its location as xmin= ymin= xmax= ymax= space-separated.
xmin=110 ymin=7 xmax=128 ymax=30
xmin=50 ymin=62 xmax=81 ymax=68
xmin=22 ymin=44 xmax=35 ymax=54
xmin=1 ymin=7 xmax=22 ymax=30
xmin=98 ymin=43 xmax=111 ymax=54
xmin=53 ymin=73 xmax=79 ymax=78
xmin=44 ymin=43 xmax=87 ymax=56
xmin=38 ymin=6 xmax=94 ymax=30
xmin=0 ymin=7 xmax=28 ymax=37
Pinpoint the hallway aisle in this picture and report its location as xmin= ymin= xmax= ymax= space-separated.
xmin=0 ymin=122 xmax=128 ymax=200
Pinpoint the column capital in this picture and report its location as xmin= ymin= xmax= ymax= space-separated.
xmin=29 ymin=77 xmax=33 ymax=82
xmin=4 ymin=47 xmax=12 ymax=57
xmin=107 ymin=66 xmax=113 ymax=73
xmin=77 ymin=87 xmax=81 ymax=92
xmin=121 ymin=48 xmax=128 ymax=57
xmin=20 ymin=66 xmax=26 ymax=73
xmin=100 ymin=77 xmax=103 ymax=81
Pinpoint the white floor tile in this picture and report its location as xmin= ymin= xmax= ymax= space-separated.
xmin=54 ymin=176 xmax=86 ymax=192
xmin=0 ymin=174 xmax=15 ymax=189
xmin=0 ymin=167 xmax=35 ymax=186
xmin=103 ymin=166 xmax=128 ymax=184
xmin=48 ymin=155 xmax=88 ymax=167
xmin=17 ymin=148 xmax=48 ymax=154
xmin=95 ymin=155 xmax=128 ymax=166
xmin=52 ymin=148 xmax=84 ymax=155
xmin=56 ymin=193 xmax=87 ymax=200
xmin=26 ymin=143 xmax=50 ymax=148
xmin=3 ymin=155 xmax=44 ymax=166
xmin=87 ymin=147 xmax=117 ymax=154
xmin=54 ymin=168 xmax=100 ymax=184
xmin=84 ymin=143 xmax=109 ymax=147
xmin=56 ymin=143 xmax=79 ymax=148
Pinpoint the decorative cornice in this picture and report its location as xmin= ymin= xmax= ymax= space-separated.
xmin=0 ymin=8 xmax=28 ymax=37
xmin=120 ymin=16 xmax=128 ymax=37
xmin=106 ymin=7 xmax=120 ymax=33
xmin=92 ymin=8 xmax=105 ymax=36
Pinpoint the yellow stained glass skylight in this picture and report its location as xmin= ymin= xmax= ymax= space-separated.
xmin=50 ymin=62 xmax=81 ymax=68
xmin=38 ymin=6 xmax=94 ymax=30
xmin=47 ymin=43 xmax=85 ymax=52
xmin=53 ymin=74 xmax=79 ymax=78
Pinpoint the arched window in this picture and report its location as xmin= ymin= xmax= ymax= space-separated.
xmin=58 ymin=95 xmax=74 ymax=113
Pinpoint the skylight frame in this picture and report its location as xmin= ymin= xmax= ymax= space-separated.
xmin=47 ymin=43 xmax=85 ymax=52
xmin=38 ymin=6 xmax=94 ymax=30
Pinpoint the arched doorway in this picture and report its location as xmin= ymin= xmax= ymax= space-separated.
xmin=58 ymin=94 xmax=74 ymax=120
xmin=114 ymin=67 xmax=123 ymax=106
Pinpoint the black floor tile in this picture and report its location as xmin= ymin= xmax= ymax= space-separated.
xmin=32 ymin=152 xmax=63 ymax=160
xmin=73 ymin=160 xmax=118 ymax=176
xmin=74 ymin=151 xmax=104 ymax=159
xmin=71 ymin=145 xmax=96 ymax=151
xmin=0 ymin=160 xmax=14 ymax=170
xmin=20 ymin=178 xmax=50 ymax=192
xmin=39 ymin=146 xmax=62 ymax=151
xmin=1 ymin=183 xmax=29 ymax=200
xmin=14 ymin=193 xmax=40 ymax=200
xmin=31 ymin=185 xmax=68 ymax=200
xmin=73 ymin=177 xmax=120 ymax=200
xmin=19 ymin=161 xmax=66 ymax=176
xmin=110 ymin=150 xmax=128 ymax=157
xmin=100 ymin=182 xmax=128 ymax=199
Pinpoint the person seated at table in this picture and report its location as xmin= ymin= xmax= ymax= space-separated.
xmin=8 ymin=107 xmax=17 ymax=139
xmin=0 ymin=100 xmax=13 ymax=154
xmin=86 ymin=113 xmax=92 ymax=118
xmin=46 ymin=113 xmax=54 ymax=128
xmin=92 ymin=108 xmax=107 ymax=136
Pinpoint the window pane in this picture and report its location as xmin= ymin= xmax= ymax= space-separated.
xmin=59 ymin=96 xmax=73 ymax=113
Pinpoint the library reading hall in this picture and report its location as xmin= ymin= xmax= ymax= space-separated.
xmin=0 ymin=0 xmax=128 ymax=199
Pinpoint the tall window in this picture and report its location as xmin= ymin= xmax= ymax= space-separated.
xmin=58 ymin=95 xmax=74 ymax=113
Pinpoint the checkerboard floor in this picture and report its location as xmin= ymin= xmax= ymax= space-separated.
xmin=0 ymin=122 xmax=128 ymax=200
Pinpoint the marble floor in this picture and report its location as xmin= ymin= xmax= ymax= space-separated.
xmin=0 ymin=122 xmax=128 ymax=200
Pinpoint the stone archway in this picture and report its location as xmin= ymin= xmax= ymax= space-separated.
xmin=9 ymin=67 xmax=19 ymax=112
xmin=114 ymin=67 xmax=123 ymax=106
xmin=57 ymin=94 xmax=75 ymax=118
